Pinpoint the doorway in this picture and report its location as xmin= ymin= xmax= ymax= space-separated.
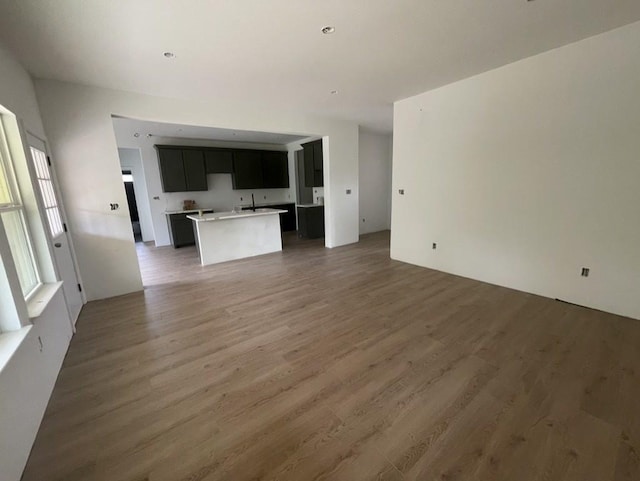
xmin=122 ymin=170 xmax=142 ymax=243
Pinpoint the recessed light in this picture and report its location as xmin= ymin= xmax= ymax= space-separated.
xmin=133 ymin=132 xmax=140 ymax=138
xmin=146 ymin=134 xmax=153 ymax=138
xmin=321 ymin=26 xmax=335 ymax=34
xmin=163 ymin=51 xmax=176 ymax=58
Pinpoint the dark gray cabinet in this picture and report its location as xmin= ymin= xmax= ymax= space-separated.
xmin=297 ymin=205 xmax=324 ymax=239
xmin=158 ymin=148 xmax=187 ymax=192
xmin=205 ymin=150 xmax=233 ymax=173
xmin=232 ymin=150 xmax=264 ymax=189
xmin=157 ymin=147 xmax=208 ymax=192
xmin=182 ymin=150 xmax=207 ymax=191
xmin=167 ymin=210 xmax=213 ymax=248
xmin=302 ymin=139 xmax=323 ymax=187
xmin=158 ymin=145 xmax=290 ymax=191
xmin=262 ymin=151 xmax=289 ymax=188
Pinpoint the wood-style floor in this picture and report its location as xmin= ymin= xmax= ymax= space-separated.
xmin=22 ymin=231 xmax=640 ymax=481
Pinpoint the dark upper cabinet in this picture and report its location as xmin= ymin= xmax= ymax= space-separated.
xmin=232 ymin=150 xmax=264 ymax=189
xmin=262 ymin=151 xmax=289 ymax=188
xmin=205 ymin=150 xmax=234 ymax=173
xmin=312 ymin=140 xmax=324 ymax=187
xmin=182 ymin=150 xmax=207 ymax=191
xmin=303 ymin=143 xmax=314 ymax=189
xmin=158 ymin=148 xmax=187 ymax=192
xmin=159 ymin=145 xmax=289 ymax=191
xmin=157 ymin=147 xmax=208 ymax=192
xmin=303 ymin=139 xmax=323 ymax=187
xmin=313 ymin=141 xmax=323 ymax=170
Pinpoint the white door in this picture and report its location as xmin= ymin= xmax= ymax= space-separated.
xmin=28 ymin=134 xmax=84 ymax=325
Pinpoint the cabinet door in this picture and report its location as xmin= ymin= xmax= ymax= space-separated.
xmin=312 ymin=140 xmax=323 ymax=170
xmin=262 ymin=151 xmax=289 ymax=188
xmin=182 ymin=149 xmax=208 ymax=191
xmin=205 ymin=149 xmax=234 ymax=173
xmin=158 ymin=148 xmax=186 ymax=192
xmin=303 ymin=143 xmax=315 ymax=188
xmin=281 ymin=203 xmax=297 ymax=231
xmin=306 ymin=207 xmax=325 ymax=238
xmin=170 ymin=214 xmax=196 ymax=247
xmin=232 ymin=151 xmax=264 ymax=189
xmin=312 ymin=140 xmax=324 ymax=187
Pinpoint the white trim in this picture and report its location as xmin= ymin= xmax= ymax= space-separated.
xmin=0 ymin=325 xmax=31 ymax=374
xmin=26 ymin=281 xmax=63 ymax=319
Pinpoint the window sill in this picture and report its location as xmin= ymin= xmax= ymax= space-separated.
xmin=27 ymin=281 xmax=63 ymax=319
xmin=0 ymin=325 xmax=31 ymax=374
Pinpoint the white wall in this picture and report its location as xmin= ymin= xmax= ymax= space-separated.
xmin=359 ymin=129 xmax=392 ymax=235
xmin=392 ymin=21 xmax=640 ymax=320
xmin=0 ymin=43 xmax=74 ymax=481
xmin=116 ymin=134 xmax=297 ymax=247
xmin=34 ymin=80 xmax=360 ymax=299
xmin=118 ymin=148 xmax=154 ymax=242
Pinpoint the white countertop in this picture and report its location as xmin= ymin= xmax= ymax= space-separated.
xmin=297 ymin=203 xmax=324 ymax=208
xmin=187 ymin=208 xmax=286 ymax=223
xmin=164 ymin=208 xmax=214 ymax=215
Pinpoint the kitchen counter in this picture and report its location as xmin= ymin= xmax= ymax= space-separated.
xmin=296 ymin=203 xmax=324 ymax=208
xmin=187 ymin=208 xmax=286 ymax=223
xmin=187 ymin=208 xmax=286 ymax=266
xmin=164 ymin=208 xmax=214 ymax=215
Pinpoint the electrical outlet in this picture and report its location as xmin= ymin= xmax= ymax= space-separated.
xmin=399 ymin=189 xmax=405 ymax=195
xmin=362 ymin=218 xmax=366 ymax=223
xmin=581 ymin=267 xmax=590 ymax=277
xmin=346 ymin=189 xmax=351 ymax=194
xmin=432 ymin=243 xmax=437 ymax=250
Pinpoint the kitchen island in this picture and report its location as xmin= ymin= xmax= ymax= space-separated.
xmin=187 ymin=208 xmax=286 ymax=266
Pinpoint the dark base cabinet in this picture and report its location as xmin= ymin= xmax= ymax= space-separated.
xmin=297 ymin=206 xmax=325 ymax=239
xmin=167 ymin=211 xmax=212 ymax=248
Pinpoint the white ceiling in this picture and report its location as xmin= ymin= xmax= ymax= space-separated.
xmin=112 ymin=117 xmax=309 ymax=146
xmin=1 ymin=0 xmax=640 ymax=132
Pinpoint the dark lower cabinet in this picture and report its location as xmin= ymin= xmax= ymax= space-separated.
xmin=167 ymin=211 xmax=212 ymax=248
xmin=271 ymin=203 xmax=296 ymax=231
xmin=297 ymin=206 xmax=325 ymax=239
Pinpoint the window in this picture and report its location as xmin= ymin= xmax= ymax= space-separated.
xmin=0 ymin=121 xmax=41 ymax=297
xmin=30 ymin=146 xmax=64 ymax=237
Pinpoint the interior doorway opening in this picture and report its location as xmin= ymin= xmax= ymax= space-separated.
xmin=122 ymin=170 xmax=142 ymax=242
